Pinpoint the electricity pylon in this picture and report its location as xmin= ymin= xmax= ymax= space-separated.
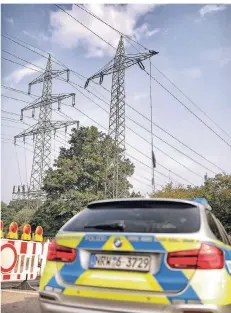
xmin=85 ymin=36 xmax=158 ymax=199
xmin=13 ymin=54 xmax=78 ymax=200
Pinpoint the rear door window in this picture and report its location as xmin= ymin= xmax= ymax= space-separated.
xmin=215 ymin=218 xmax=231 ymax=245
xmin=62 ymin=200 xmax=201 ymax=233
xmin=206 ymin=211 xmax=224 ymax=242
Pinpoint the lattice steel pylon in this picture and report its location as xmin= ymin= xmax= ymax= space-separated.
xmin=85 ymin=36 xmax=158 ymax=199
xmin=108 ymin=36 xmax=126 ymax=198
xmin=14 ymin=55 xmax=78 ymax=200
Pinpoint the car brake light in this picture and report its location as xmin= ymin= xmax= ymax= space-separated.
xmin=47 ymin=240 xmax=76 ymax=263
xmin=167 ymin=243 xmax=224 ymax=270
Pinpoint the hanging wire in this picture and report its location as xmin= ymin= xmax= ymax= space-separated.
xmin=149 ymin=59 xmax=155 ymax=193
xmin=24 ymin=145 xmax=28 ymax=189
xmin=53 ymin=132 xmax=56 ymax=166
xmin=15 ymin=146 xmax=22 ymax=185
xmin=24 ymin=144 xmax=30 ymax=207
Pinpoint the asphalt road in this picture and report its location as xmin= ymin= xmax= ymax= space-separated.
xmin=1 ymin=290 xmax=41 ymax=313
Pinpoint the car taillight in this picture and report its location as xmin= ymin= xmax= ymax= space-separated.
xmin=47 ymin=240 xmax=76 ymax=263
xmin=167 ymin=243 xmax=224 ymax=270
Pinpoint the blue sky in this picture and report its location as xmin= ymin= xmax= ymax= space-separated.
xmin=1 ymin=4 xmax=231 ymax=203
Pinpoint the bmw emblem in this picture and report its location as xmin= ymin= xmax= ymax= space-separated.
xmin=114 ymin=237 xmax=122 ymax=248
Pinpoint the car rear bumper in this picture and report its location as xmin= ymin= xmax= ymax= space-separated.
xmin=39 ymin=291 xmax=231 ymax=313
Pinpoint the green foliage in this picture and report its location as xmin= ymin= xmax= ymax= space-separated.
xmin=1 ymin=201 xmax=17 ymax=229
xmin=43 ymin=126 xmax=135 ymax=197
xmin=14 ymin=208 xmax=36 ymax=227
xmin=31 ymin=126 xmax=136 ymax=234
xmin=152 ymin=174 xmax=231 ymax=234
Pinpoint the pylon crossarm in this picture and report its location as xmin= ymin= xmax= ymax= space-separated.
xmin=14 ymin=124 xmax=39 ymax=143
xmin=28 ymin=69 xmax=70 ymax=91
xmin=21 ymin=93 xmax=75 ymax=116
xmin=50 ymin=120 xmax=79 ymax=131
xmin=85 ymin=50 xmax=158 ymax=87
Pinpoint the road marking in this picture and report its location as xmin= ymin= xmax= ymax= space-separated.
xmin=2 ymin=289 xmax=39 ymax=296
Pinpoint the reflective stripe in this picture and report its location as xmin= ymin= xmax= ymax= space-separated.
xmin=41 ymin=234 xmax=231 ymax=306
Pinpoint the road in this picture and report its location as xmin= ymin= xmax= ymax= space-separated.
xmin=1 ymin=290 xmax=41 ymax=313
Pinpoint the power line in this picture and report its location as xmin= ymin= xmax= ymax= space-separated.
xmin=2 ymin=116 xmax=31 ymax=125
xmin=62 ymin=4 xmax=231 ymax=149
xmin=2 ymin=53 xmax=226 ymax=177
xmin=15 ymin=146 xmax=22 ymax=185
xmin=2 ymin=54 xmax=226 ymax=178
xmin=1 ymin=109 xmax=36 ymax=120
xmin=2 ymin=32 xmax=110 ymax=96
xmin=2 ymin=33 xmax=109 ymax=100
xmin=48 ymin=85 xmax=183 ymax=185
xmin=2 ymin=94 xmax=31 ymax=104
xmin=2 ymin=81 xmax=202 ymax=183
xmin=2 ymin=124 xmax=24 ymax=130
xmin=143 ymin=68 xmax=231 ymax=149
xmin=1 ymin=137 xmax=160 ymax=191
xmin=2 ymin=39 xmax=226 ymax=173
xmin=2 ymin=49 xmax=45 ymax=71
xmin=2 ymin=33 xmax=65 ymax=69
xmin=55 ymin=4 xmax=116 ymax=50
xmin=2 ymin=85 xmax=38 ymax=98
xmin=66 ymin=80 xmax=220 ymax=176
xmin=66 ymin=81 xmax=194 ymax=185
xmin=0 ymin=82 xmax=221 ymax=182
xmin=75 ymin=3 xmax=231 ymax=141
xmin=2 ymin=57 xmax=42 ymax=73
xmin=57 ymin=108 xmax=176 ymax=185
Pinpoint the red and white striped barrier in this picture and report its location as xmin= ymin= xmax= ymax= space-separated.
xmin=0 ymin=239 xmax=49 ymax=282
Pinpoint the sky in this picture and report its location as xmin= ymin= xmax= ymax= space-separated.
xmin=1 ymin=4 xmax=231 ymax=204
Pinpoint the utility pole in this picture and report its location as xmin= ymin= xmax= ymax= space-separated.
xmin=85 ymin=36 xmax=158 ymax=199
xmin=13 ymin=54 xmax=78 ymax=201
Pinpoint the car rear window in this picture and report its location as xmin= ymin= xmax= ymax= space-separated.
xmin=62 ymin=200 xmax=201 ymax=233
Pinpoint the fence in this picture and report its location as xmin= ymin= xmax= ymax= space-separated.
xmin=0 ymin=220 xmax=49 ymax=286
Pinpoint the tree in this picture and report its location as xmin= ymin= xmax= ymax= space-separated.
xmin=14 ymin=208 xmax=36 ymax=228
xmin=44 ymin=126 xmax=135 ymax=197
xmin=1 ymin=201 xmax=16 ymax=229
xmin=201 ymin=174 xmax=231 ymax=233
xmin=152 ymin=174 xmax=231 ymax=234
xmin=1 ymin=200 xmax=37 ymax=232
xmin=31 ymin=126 xmax=136 ymax=234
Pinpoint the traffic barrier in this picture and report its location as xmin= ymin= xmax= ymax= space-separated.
xmin=1 ymin=220 xmax=50 ymax=286
xmin=7 ymin=222 xmax=18 ymax=240
xmin=0 ymin=239 xmax=49 ymax=282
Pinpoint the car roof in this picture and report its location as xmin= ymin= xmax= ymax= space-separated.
xmin=87 ymin=198 xmax=211 ymax=210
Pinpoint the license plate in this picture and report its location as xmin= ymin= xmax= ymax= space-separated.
xmin=89 ymin=254 xmax=151 ymax=272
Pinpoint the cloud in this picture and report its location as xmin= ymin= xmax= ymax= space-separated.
xmin=183 ymin=67 xmax=202 ymax=79
xmin=23 ymin=30 xmax=49 ymax=42
xmin=50 ymin=4 xmax=158 ymax=57
xmin=199 ymin=5 xmax=227 ymax=17
xmin=5 ymin=17 xmax=14 ymax=25
xmin=4 ymin=58 xmax=44 ymax=84
xmin=146 ymin=28 xmax=160 ymax=37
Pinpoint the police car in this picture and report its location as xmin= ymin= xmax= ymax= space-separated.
xmin=39 ymin=198 xmax=231 ymax=313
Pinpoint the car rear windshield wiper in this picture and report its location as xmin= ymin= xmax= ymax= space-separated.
xmin=84 ymin=221 xmax=125 ymax=231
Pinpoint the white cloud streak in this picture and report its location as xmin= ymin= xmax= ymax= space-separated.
xmin=5 ymin=17 xmax=14 ymax=25
xmin=50 ymin=4 xmax=159 ymax=58
xmin=199 ymin=5 xmax=227 ymax=17
xmin=4 ymin=58 xmax=44 ymax=84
